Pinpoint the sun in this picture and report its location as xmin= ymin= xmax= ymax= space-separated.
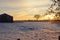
xmin=44 ymin=14 xmax=55 ymax=20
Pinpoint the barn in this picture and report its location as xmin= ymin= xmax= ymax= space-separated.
xmin=0 ymin=13 xmax=13 ymax=22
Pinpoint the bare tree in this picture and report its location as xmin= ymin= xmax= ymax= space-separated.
xmin=46 ymin=0 xmax=60 ymax=20
xmin=55 ymin=12 xmax=60 ymax=20
xmin=34 ymin=14 xmax=40 ymax=21
xmin=52 ymin=0 xmax=60 ymax=20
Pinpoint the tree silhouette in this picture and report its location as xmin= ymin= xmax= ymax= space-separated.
xmin=52 ymin=0 xmax=60 ymax=20
xmin=46 ymin=0 xmax=60 ymax=20
xmin=34 ymin=14 xmax=40 ymax=21
xmin=55 ymin=12 xmax=60 ymax=20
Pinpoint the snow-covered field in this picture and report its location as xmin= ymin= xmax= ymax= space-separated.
xmin=0 ymin=22 xmax=60 ymax=40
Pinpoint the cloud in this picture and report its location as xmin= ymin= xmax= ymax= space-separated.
xmin=0 ymin=0 xmax=21 ymax=2
xmin=0 ymin=0 xmax=51 ymax=8
xmin=0 ymin=0 xmax=52 ymax=20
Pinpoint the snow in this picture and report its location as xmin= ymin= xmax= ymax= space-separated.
xmin=0 ymin=22 xmax=60 ymax=40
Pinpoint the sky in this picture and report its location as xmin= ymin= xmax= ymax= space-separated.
xmin=0 ymin=0 xmax=52 ymax=20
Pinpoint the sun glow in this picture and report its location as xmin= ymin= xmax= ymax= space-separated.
xmin=44 ymin=14 xmax=55 ymax=20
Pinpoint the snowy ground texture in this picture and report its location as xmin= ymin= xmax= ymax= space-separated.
xmin=0 ymin=22 xmax=60 ymax=40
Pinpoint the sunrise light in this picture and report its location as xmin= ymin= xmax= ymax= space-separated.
xmin=44 ymin=14 xmax=55 ymax=20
